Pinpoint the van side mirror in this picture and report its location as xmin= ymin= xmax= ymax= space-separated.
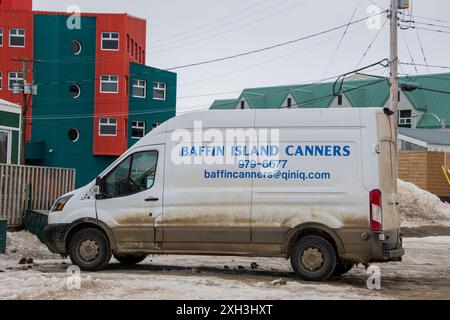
xmin=95 ymin=177 xmax=103 ymax=199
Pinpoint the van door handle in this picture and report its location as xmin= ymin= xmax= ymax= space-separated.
xmin=145 ymin=197 xmax=159 ymax=202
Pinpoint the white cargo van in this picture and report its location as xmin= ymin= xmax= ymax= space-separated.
xmin=44 ymin=108 xmax=404 ymax=281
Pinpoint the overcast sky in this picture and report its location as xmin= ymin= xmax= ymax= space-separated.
xmin=33 ymin=0 xmax=450 ymax=113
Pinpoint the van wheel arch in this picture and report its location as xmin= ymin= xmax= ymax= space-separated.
xmin=65 ymin=218 xmax=117 ymax=254
xmin=282 ymin=223 xmax=344 ymax=259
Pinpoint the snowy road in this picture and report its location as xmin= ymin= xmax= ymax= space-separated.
xmin=0 ymin=233 xmax=449 ymax=300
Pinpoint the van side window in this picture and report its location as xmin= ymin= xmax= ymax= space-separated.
xmin=103 ymin=151 xmax=158 ymax=198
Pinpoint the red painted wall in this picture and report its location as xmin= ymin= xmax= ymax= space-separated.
xmin=93 ymin=14 xmax=146 ymax=156
xmin=0 ymin=0 xmax=32 ymax=10
xmin=0 ymin=8 xmax=34 ymax=140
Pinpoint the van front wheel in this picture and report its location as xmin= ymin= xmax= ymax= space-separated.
xmin=68 ymin=228 xmax=112 ymax=271
xmin=290 ymin=235 xmax=337 ymax=281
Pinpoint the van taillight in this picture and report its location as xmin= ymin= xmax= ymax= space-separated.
xmin=370 ymin=189 xmax=382 ymax=231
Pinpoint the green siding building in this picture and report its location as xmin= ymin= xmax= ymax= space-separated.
xmin=0 ymin=99 xmax=21 ymax=165
xmin=26 ymin=14 xmax=177 ymax=187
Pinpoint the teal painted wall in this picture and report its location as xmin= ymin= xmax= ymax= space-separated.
xmin=31 ymin=15 xmax=115 ymax=187
xmin=128 ymin=63 xmax=176 ymax=147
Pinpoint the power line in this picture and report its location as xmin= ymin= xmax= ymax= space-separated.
xmin=399 ymin=62 xmax=450 ymax=70
xmin=412 ymin=26 xmax=450 ymax=35
xmin=29 ymin=12 xmax=385 ymax=90
xmin=150 ymin=0 xmax=272 ymax=45
xmin=150 ymin=0 xmax=312 ymax=54
xmin=404 ymin=13 xmax=450 ymax=26
xmin=400 ymin=29 xmax=419 ymax=75
xmin=27 ymin=76 xmax=389 ymax=124
xmin=321 ymin=0 xmax=362 ymax=79
xmin=164 ymin=11 xmax=386 ymax=71
xmin=414 ymin=28 xmax=430 ymax=74
xmin=355 ymin=17 xmax=388 ymax=68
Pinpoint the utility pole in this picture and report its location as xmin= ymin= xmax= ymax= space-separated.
xmin=11 ymin=58 xmax=38 ymax=165
xmin=390 ymin=0 xmax=399 ymax=137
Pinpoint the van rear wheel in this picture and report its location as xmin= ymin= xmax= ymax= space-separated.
xmin=290 ymin=235 xmax=337 ymax=281
xmin=68 ymin=228 xmax=111 ymax=271
xmin=114 ymin=254 xmax=147 ymax=265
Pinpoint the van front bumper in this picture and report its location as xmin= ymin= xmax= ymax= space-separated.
xmin=44 ymin=224 xmax=70 ymax=255
xmin=335 ymin=229 xmax=405 ymax=263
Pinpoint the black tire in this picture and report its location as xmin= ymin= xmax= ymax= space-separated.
xmin=332 ymin=259 xmax=354 ymax=276
xmin=290 ymin=235 xmax=337 ymax=281
xmin=68 ymin=228 xmax=112 ymax=271
xmin=114 ymin=254 xmax=147 ymax=265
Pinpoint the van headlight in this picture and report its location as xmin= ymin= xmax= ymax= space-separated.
xmin=50 ymin=195 xmax=74 ymax=212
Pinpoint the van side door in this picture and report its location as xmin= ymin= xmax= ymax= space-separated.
xmin=95 ymin=145 xmax=165 ymax=252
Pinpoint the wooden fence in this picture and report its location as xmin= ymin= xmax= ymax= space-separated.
xmin=0 ymin=164 xmax=76 ymax=227
xmin=399 ymin=151 xmax=450 ymax=201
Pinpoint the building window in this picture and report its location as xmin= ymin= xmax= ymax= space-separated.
xmin=100 ymin=75 xmax=119 ymax=93
xmin=152 ymin=122 xmax=161 ymax=129
xmin=69 ymin=84 xmax=81 ymax=98
xmin=287 ymin=98 xmax=292 ymax=109
xmin=132 ymin=80 xmax=146 ymax=98
xmin=135 ymin=43 xmax=138 ymax=59
xmin=0 ymin=72 xmax=2 ymax=90
xmin=0 ymin=130 xmax=11 ymax=164
xmin=68 ymin=128 xmax=80 ymax=142
xmin=398 ymin=91 xmax=401 ymax=102
xmin=99 ymin=118 xmax=117 ymax=136
xmin=131 ymin=39 xmax=135 ymax=57
xmin=127 ymin=34 xmax=130 ymax=54
xmin=9 ymin=28 xmax=25 ymax=47
xmin=131 ymin=121 xmax=146 ymax=139
xmin=399 ymin=110 xmax=412 ymax=127
xmin=8 ymin=72 xmax=24 ymax=91
xmin=71 ymin=40 xmax=82 ymax=55
xmin=0 ymin=28 xmax=3 ymax=46
xmin=101 ymin=32 xmax=119 ymax=51
xmin=153 ymin=82 xmax=166 ymax=100
xmin=240 ymin=101 xmax=245 ymax=109
xmin=338 ymin=95 xmax=343 ymax=106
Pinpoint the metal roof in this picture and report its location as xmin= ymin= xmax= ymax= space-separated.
xmin=210 ymin=73 xmax=450 ymax=129
xmin=399 ymin=127 xmax=450 ymax=146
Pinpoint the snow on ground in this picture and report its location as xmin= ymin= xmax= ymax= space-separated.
xmin=0 ymin=232 xmax=449 ymax=300
xmin=398 ymin=179 xmax=450 ymax=228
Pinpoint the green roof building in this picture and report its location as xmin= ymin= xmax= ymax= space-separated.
xmin=0 ymin=99 xmax=21 ymax=165
xmin=210 ymin=73 xmax=450 ymax=129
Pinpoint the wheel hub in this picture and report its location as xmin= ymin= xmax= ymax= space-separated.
xmin=301 ymin=247 xmax=324 ymax=271
xmin=78 ymin=239 xmax=100 ymax=262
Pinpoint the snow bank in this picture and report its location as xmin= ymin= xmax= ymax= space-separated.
xmin=398 ymin=180 xmax=450 ymax=227
xmin=1 ymin=231 xmax=57 ymax=262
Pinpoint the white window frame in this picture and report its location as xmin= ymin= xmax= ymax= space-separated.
xmin=99 ymin=118 xmax=117 ymax=137
xmin=0 ymin=72 xmax=2 ymax=90
xmin=153 ymin=82 xmax=166 ymax=100
xmin=131 ymin=121 xmax=146 ymax=139
xmin=8 ymin=72 xmax=24 ymax=91
xmin=0 ymin=28 xmax=3 ymax=47
xmin=9 ymin=28 xmax=25 ymax=48
xmin=101 ymin=32 xmax=120 ymax=51
xmin=132 ymin=79 xmax=146 ymax=98
xmin=100 ymin=75 xmax=119 ymax=94
xmin=398 ymin=110 xmax=412 ymax=126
